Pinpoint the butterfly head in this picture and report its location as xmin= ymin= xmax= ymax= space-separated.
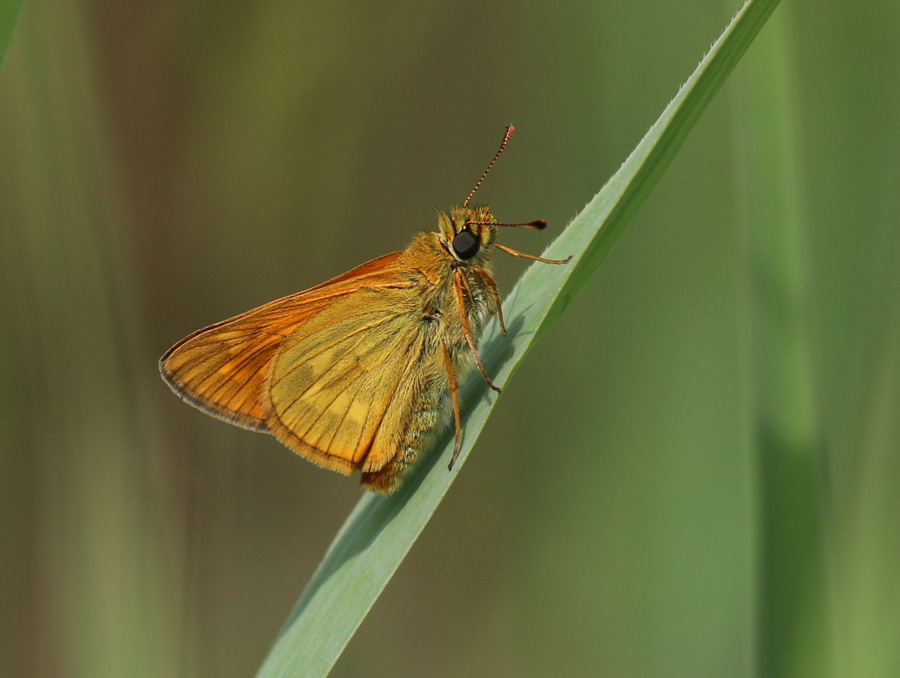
xmin=437 ymin=206 xmax=498 ymax=267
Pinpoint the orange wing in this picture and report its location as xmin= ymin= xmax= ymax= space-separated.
xmin=159 ymin=252 xmax=407 ymax=428
xmin=159 ymin=251 xmax=437 ymax=475
xmin=262 ymin=284 xmax=435 ymax=475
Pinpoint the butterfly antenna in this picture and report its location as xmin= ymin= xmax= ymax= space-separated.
xmin=463 ymin=125 xmax=515 ymax=207
xmin=495 ymin=219 xmax=547 ymax=230
xmin=466 ymin=219 xmax=547 ymax=230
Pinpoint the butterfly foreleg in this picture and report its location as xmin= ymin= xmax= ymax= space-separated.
xmin=495 ymin=243 xmax=572 ymax=265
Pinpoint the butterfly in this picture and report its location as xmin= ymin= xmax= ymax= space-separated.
xmin=159 ymin=125 xmax=570 ymax=493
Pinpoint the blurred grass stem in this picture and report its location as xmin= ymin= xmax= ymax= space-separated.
xmin=732 ymin=9 xmax=832 ymax=678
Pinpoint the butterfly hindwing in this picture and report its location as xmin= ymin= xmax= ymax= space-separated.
xmin=264 ymin=279 xmax=434 ymax=475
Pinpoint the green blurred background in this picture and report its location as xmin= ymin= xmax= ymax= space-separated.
xmin=1 ymin=1 xmax=898 ymax=676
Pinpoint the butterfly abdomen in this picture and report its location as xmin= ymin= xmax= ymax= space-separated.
xmin=360 ymin=356 xmax=453 ymax=493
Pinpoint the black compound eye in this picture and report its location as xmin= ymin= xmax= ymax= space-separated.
xmin=452 ymin=230 xmax=479 ymax=260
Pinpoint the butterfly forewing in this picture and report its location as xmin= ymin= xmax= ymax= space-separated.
xmin=160 ymin=254 xmax=437 ymax=482
xmin=160 ymin=300 xmax=318 ymax=429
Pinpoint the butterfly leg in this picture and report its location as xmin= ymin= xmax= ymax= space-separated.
xmin=452 ymin=269 xmax=501 ymax=393
xmin=496 ymin=243 xmax=573 ymax=265
xmin=441 ymin=345 xmax=464 ymax=470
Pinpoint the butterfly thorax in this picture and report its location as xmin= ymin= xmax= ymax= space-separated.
xmin=397 ymin=206 xmax=499 ymax=348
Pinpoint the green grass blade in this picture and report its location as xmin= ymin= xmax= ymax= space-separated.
xmin=0 ymin=0 xmax=25 ymax=69
xmin=256 ymin=1 xmax=780 ymax=675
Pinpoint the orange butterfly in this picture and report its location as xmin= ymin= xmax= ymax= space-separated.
xmin=159 ymin=126 xmax=570 ymax=494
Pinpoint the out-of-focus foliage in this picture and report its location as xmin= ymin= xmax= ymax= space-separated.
xmin=1 ymin=1 xmax=897 ymax=677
